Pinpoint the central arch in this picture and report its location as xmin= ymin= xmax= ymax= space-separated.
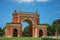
xmin=22 ymin=18 xmax=34 ymax=25
xmin=22 ymin=18 xmax=34 ymax=37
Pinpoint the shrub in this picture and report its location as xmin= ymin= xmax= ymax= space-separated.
xmin=41 ymin=37 xmax=60 ymax=40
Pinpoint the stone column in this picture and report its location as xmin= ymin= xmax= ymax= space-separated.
xmin=5 ymin=27 xmax=9 ymax=37
xmin=34 ymin=27 xmax=38 ymax=37
xmin=20 ymin=24 xmax=22 ymax=36
xmin=5 ymin=25 xmax=12 ymax=37
xmin=18 ymin=24 xmax=22 ymax=37
xmin=32 ymin=25 xmax=38 ymax=37
xmin=43 ymin=27 xmax=47 ymax=36
xmin=17 ymin=15 xmax=20 ymax=23
xmin=18 ymin=27 xmax=20 ymax=37
xmin=10 ymin=26 xmax=13 ymax=37
xmin=32 ymin=26 xmax=35 ymax=37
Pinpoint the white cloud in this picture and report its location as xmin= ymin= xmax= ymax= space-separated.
xmin=11 ymin=0 xmax=50 ymax=4
xmin=36 ymin=0 xmax=50 ymax=2
xmin=12 ymin=0 xmax=50 ymax=3
xmin=14 ymin=0 xmax=34 ymax=3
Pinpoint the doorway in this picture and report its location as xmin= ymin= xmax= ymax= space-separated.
xmin=13 ymin=29 xmax=18 ymax=37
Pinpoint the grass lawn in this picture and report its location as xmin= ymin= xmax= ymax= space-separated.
xmin=0 ymin=37 xmax=41 ymax=40
xmin=0 ymin=36 xmax=60 ymax=40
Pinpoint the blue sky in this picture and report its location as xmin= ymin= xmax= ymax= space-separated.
xmin=0 ymin=0 xmax=60 ymax=28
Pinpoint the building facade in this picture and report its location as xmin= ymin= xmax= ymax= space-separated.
xmin=5 ymin=10 xmax=47 ymax=37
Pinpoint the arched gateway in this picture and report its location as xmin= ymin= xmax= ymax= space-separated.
xmin=13 ymin=29 xmax=18 ymax=37
xmin=5 ymin=10 xmax=47 ymax=37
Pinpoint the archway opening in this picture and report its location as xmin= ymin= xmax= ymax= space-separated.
xmin=22 ymin=18 xmax=33 ymax=37
xmin=39 ymin=30 xmax=43 ymax=37
xmin=13 ymin=29 xmax=18 ymax=37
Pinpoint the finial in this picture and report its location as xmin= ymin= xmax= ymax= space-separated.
xmin=14 ymin=10 xmax=17 ymax=12
xmin=35 ymin=8 xmax=38 ymax=14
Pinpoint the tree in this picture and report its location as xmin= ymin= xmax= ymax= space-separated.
xmin=44 ymin=24 xmax=53 ymax=36
xmin=22 ymin=26 xmax=31 ymax=37
xmin=52 ymin=19 xmax=60 ymax=35
xmin=0 ymin=27 xmax=2 ymax=36
xmin=0 ymin=27 xmax=5 ymax=37
xmin=2 ymin=27 xmax=5 ymax=36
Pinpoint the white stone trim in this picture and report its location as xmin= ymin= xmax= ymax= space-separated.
xmin=18 ymin=35 xmax=20 ymax=37
xmin=33 ymin=36 xmax=38 ymax=37
xmin=21 ymin=18 xmax=34 ymax=25
xmin=5 ymin=35 xmax=12 ymax=37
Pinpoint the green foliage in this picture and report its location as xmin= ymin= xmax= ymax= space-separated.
xmin=52 ymin=19 xmax=60 ymax=26
xmin=41 ymin=37 xmax=60 ymax=40
xmin=52 ymin=19 xmax=60 ymax=35
xmin=22 ymin=26 xmax=31 ymax=37
xmin=43 ymin=24 xmax=53 ymax=36
xmin=52 ymin=19 xmax=60 ymax=30
xmin=0 ymin=28 xmax=2 ymax=36
xmin=0 ymin=27 xmax=5 ymax=37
